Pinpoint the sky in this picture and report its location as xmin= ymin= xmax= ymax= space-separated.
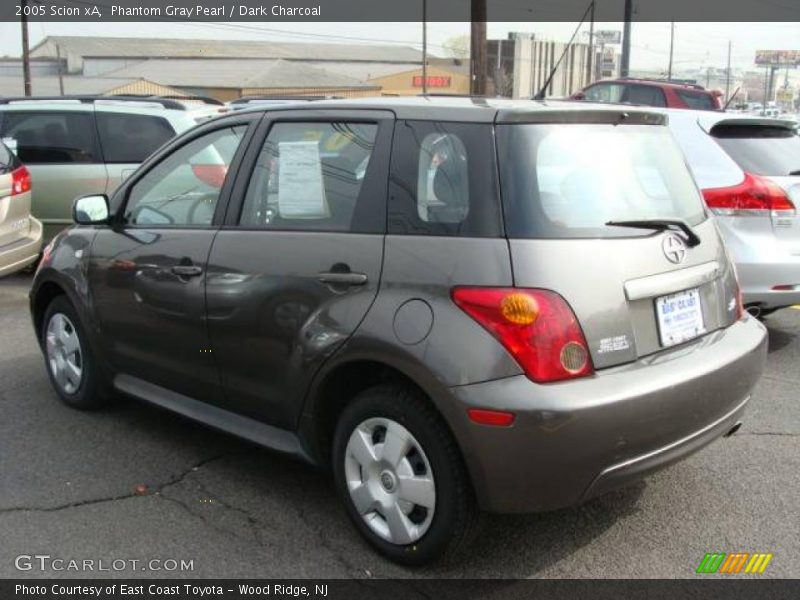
xmin=0 ymin=21 xmax=798 ymax=73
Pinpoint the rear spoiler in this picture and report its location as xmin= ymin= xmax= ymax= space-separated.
xmin=698 ymin=116 xmax=797 ymax=134
xmin=497 ymin=108 xmax=666 ymax=126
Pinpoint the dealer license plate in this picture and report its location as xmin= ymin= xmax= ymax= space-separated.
xmin=655 ymin=288 xmax=706 ymax=347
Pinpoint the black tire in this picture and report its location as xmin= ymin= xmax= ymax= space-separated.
xmin=332 ymin=384 xmax=480 ymax=566
xmin=41 ymin=295 xmax=109 ymax=410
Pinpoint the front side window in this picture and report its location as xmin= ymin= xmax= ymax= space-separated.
xmin=0 ymin=111 xmax=97 ymax=164
xmin=96 ymin=113 xmax=176 ymax=163
xmin=239 ymin=121 xmax=378 ymax=232
xmin=498 ymin=123 xmax=706 ymax=239
xmin=124 ymin=125 xmax=246 ymax=227
xmin=388 ymin=120 xmax=501 ymax=237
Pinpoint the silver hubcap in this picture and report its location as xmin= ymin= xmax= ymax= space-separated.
xmin=45 ymin=313 xmax=83 ymax=394
xmin=344 ymin=417 xmax=436 ymax=545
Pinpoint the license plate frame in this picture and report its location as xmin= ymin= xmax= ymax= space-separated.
xmin=655 ymin=287 xmax=706 ymax=347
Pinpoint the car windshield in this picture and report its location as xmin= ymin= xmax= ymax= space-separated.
xmin=497 ymin=123 xmax=707 ymax=239
xmin=711 ymin=124 xmax=800 ymax=176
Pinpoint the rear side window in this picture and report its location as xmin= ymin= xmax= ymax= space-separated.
xmin=622 ymin=85 xmax=667 ymax=107
xmin=0 ymin=141 xmax=19 ymax=174
xmin=676 ymin=90 xmax=716 ymax=110
xmin=96 ymin=113 xmax=175 ymax=163
xmin=711 ymin=124 xmax=800 ymax=176
xmin=239 ymin=121 xmax=379 ymax=232
xmin=388 ymin=120 xmax=501 ymax=237
xmin=0 ymin=111 xmax=97 ymax=164
xmin=498 ymin=123 xmax=706 ymax=239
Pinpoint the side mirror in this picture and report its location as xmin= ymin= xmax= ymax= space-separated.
xmin=72 ymin=194 xmax=110 ymax=225
xmin=571 ymin=92 xmax=586 ymax=100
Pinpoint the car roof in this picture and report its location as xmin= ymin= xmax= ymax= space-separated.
xmin=231 ymin=96 xmax=667 ymax=125
xmin=594 ymin=78 xmax=712 ymax=92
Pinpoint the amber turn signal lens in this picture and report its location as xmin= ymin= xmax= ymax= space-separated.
xmin=500 ymin=293 xmax=539 ymax=325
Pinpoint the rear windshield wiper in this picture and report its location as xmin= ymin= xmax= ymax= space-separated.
xmin=605 ymin=219 xmax=701 ymax=247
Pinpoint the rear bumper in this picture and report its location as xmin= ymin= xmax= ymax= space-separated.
xmin=0 ymin=217 xmax=42 ymax=277
xmin=737 ymin=258 xmax=800 ymax=309
xmin=448 ymin=316 xmax=767 ymax=513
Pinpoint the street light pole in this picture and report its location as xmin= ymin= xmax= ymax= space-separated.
xmin=586 ymin=1 xmax=595 ymax=85
xmin=620 ymin=0 xmax=632 ymax=77
xmin=667 ymin=22 xmax=674 ymax=80
xmin=421 ymin=0 xmax=427 ymax=94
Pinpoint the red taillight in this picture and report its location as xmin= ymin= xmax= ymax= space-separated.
xmin=467 ymin=408 xmax=515 ymax=427
xmin=191 ymin=164 xmax=228 ymax=189
xmin=702 ymin=173 xmax=795 ymax=216
xmin=452 ymin=287 xmax=594 ymax=383
xmin=10 ymin=165 xmax=31 ymax=196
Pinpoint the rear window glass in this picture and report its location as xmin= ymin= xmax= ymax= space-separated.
xmin=96 ymin=113 xmax=176 ymax=163
xmin=676 ymin=90 xmax=716 ymax=110
xmin=497 ymin=124 xmax=707 ymax=239
xmin=712 ymin=124 xmax=800 ymax=176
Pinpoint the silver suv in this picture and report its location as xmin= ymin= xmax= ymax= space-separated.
xmin=30 ymin=98 xmax=767 ymax=565
xmin=0 ymin=96 xmax=197 ymax=242
xmin=664 ymin=109 xmax=800 ymax=316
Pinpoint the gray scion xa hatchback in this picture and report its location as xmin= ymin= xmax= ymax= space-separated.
xmin=30 ymin=97 xmax=768 ymax=565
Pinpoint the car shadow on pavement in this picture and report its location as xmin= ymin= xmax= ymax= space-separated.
xmin=100 ymin=394 xmax=646 ymax=578
xmin=764 ymin=321 xmax=796 ymax=353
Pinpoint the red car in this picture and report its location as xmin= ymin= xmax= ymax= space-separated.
xmin=571 ymin=78 xmax=723 ymax=111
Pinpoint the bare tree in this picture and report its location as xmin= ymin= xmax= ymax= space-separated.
xmin=442 ymin=34 xmax=470 ymax=59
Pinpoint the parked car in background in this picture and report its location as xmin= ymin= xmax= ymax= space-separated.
xmin=664 ymin=110 xmax=800 ymax=316
xmin=0 ymin=96 xmax=196 ymax=241
xmin=30 ymin=98 xmax=767 ymax=565
xmin=226 ymin=95 xmax=332 ymax=111
xmin=111 ymin=94 xmax=231 ymax=123
xmin=571 ymin=78 xmax=723 ymax=110
xmin=0 ymin=139 xmax=41 ymax=276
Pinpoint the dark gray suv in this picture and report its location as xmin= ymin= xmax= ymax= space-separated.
xmin=30 ymin=98 xmax=768 ymax=565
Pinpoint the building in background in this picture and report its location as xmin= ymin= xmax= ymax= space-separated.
xmin=487 ymin=33 xmax=615 ymax=99
xmin=366 ymin=61 xmax=470 ymax=96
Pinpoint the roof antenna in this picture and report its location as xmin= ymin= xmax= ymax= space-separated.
xmin=534 ymin=1 xmax=595 ymax=100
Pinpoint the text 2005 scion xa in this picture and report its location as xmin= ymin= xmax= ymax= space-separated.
xmin=30 ymin=98 xmax=767 ymax=565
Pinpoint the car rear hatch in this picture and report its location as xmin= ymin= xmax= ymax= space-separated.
xmin=703 ymin=118 xmax=800 ymax=256
xmin=495 ymin=108 xmax=739 ymax=370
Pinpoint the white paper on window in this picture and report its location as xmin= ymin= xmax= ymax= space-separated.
xmin=277 ymin=141 xmax=329 ymax=218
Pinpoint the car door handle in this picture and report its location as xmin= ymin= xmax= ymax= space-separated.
xmin=317 ymin=272 xmax=368 ymax=286
xmin=171 ymin=265 xmax=203 ymax=278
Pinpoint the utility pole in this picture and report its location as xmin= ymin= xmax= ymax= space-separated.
xmin=421 ymin=0 xmax=427 ymax=94
xmin=20 ymin=0 xmax=32 ymax=96
xmin=586 ymin=1 xmax=595 ymax=85
xmin=620 ymin=0 xmax=632 ymax=77
xmin=56 ymin=44 xmax=65 ymax=96
xmin=667 ymin=22 xmax=674 ymax=80
xmin=470 ymin=0 xmax=487 ymax=95
xmin=725 ymin=41 xmax=732 ymax=103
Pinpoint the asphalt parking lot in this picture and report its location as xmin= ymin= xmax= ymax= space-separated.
xmin=1 ymin=272 xmax=798 ymax=579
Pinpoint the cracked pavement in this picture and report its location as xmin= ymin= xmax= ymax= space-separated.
xmin=1 ymin=274 xmax=798 ymax=578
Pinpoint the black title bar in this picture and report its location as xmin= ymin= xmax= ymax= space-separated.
xmin=3 ymin=0 xmax=800 ymax=22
